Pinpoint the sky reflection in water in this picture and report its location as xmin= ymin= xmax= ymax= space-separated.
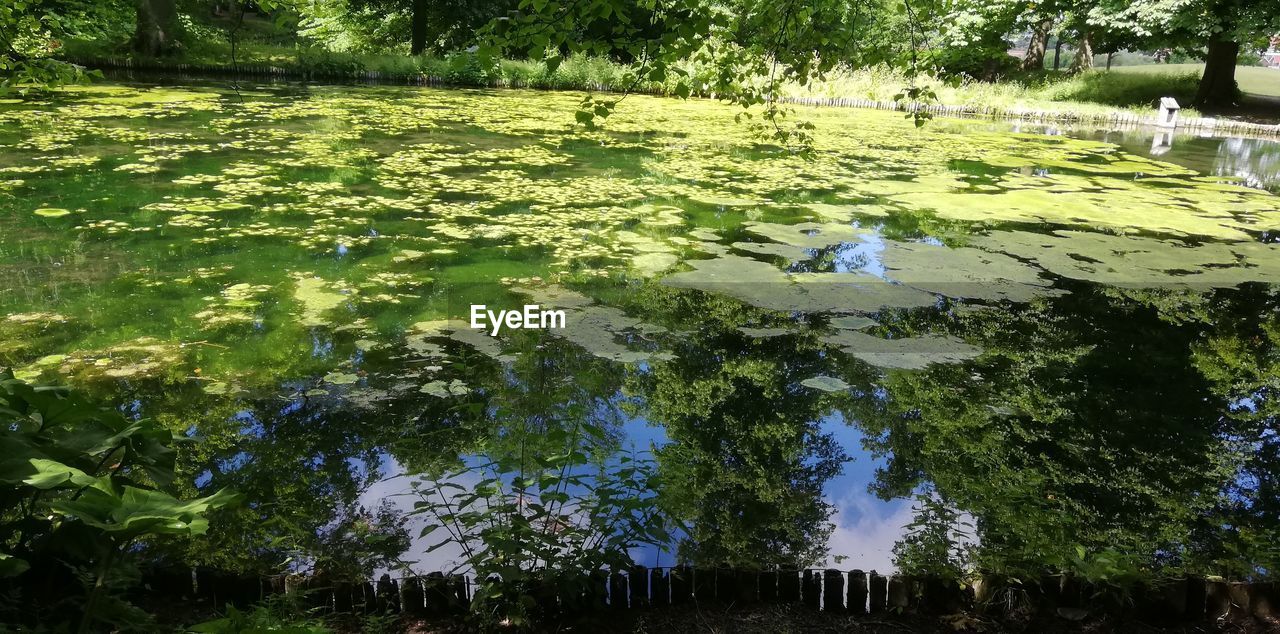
xmin=1 ymin=82 xmax=1279 ymax=579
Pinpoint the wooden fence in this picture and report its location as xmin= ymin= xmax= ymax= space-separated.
xmin=67 ymin=56 xmax=1280 ymax=140
xmin=779 ymin=95 xmax=1280 ymax=139
xmin=135 ymin=565 xmax=1277 ymax=625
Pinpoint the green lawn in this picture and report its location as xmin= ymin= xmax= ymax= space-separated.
xmin=1109 ymin=64 xmax=1280 ymax=98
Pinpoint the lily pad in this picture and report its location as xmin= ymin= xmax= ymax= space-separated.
xmin=801 ymin=375 xmax=852 ymax=392
xmin=323 ymin=372 xmax=359 ymax=385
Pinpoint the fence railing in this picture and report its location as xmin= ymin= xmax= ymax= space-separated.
xmin=779 ymin=95 xmax=1280 ymax=139
xmin=134 ymin=565 xmax=1278 ymax=624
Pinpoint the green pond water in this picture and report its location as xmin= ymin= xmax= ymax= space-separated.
xmin=2 ymin=81 xmax=1280 ymax=577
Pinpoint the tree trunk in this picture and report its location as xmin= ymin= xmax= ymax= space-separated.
xmin=1106 ymin=51 xmax=1114 ymax=70
xmin=1052 ymin=37 xmax=1063 ymax=71
xmin=1194 ymin=37 xmax=1240 ymax=108
xmin=410 ymin=0 xmax=429 ymax=55
xmin=1023 ymin=19 xmax=1053 ymax=71
xmin=133 ymin=0 xmax=179 ymax=56
xmin=1070 ymin=30 xmax=1094 ymax=72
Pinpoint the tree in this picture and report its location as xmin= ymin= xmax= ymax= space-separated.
xmin=479 ymin=0 xmax=927 ymax=144
xmin=851 ymin=287 xmax=1258 ymax=582
xmin=1023 ymin=14 xmax=1055 ymax=70
xmin=327 ymin=0 xmax=513 ymax=54
xmin=1069 ymin=27 xmax=1093 ymax=71
xmin=1091 ymin=0 xmax=1280 ymax=107
xmin=133 ymin=0 xmax=180 ymax=55
xmin=0 ymin=0 xmax=98 ymax=93
xmin=620 ymin=285 xmax=852 ymax=568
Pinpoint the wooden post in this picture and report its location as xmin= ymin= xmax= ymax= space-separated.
xmin=1252 ymin=582 xmax=1276 ymax=618
xmin=670 ymin=566 xmax=692 ymax=605
xmin=302 ymin=577 xmax=333 ymax=613
xmin=1228 ymin=582 xmax=1251 ymax=619
xmin=1039 ymin=574 xmax=1063 ymax=610
xmin=1206 ymin=579 xmax=1230 ymax=618
xmin=693 ymin=567 xmax=714 ymax=601
xmin=401 ymin=577 xmax=426 ymax=616
xmin=650 ymin=568 xmax=670 ymax=606
xmin=554 ymin=572 xmax=583 ymax=615
xmin=1058 ymin=575 xmax=1083 ymax=610
xmin=529 ymin=572 xmax=559 ymax=621
xmin=869 ymin=572 xmax=888 ymax=613
xmin=714 ymin=569 xmax=736 ymax=603
xmin=735 ymin=569 xmax=758 ymax=604
xmin=888 ymin=576 xmax=909 ymax=611
xmin=802 ymin=570 xmax=821 ymax=610
xmin=1184 ymin=576 xmax=1206 ymax=621
xmin=759 ymin=570 xmax=779 ymax=603
xmin=847 ymin=570 xmax=868 ymax=615
xmin=778 ymin=569 xmax=801 ymax=603
xmin=202 ymin=569 xmax=260 ymax=608
xmin=334 ymin=582 xmax=354 ymax=613
xmin=585 ymin=570 xmax=608 ymax=611
xmin=359 ymin=581 xmax=376 ymax=614
xmin=630 ymin=566 xmax=649 ymax=608
xmin=610 ymin=570 xmax=629 ymax=610
xmin=377 ymin=574 xmax=399 ymax=613
xmin=423 ymin=572 xmax=448 ymax=615
xmin=449 ymin=575 xmax=469 ymax=612
xmin=823 ymin=570 xmax=844 ymax=612
xmin=1160 ymin=578 xmax=1187 ymax=620
xmin=927 ymin=577 xmax=965 ymax=613
xmin=263 ymin=575 xmax=285 ymax=599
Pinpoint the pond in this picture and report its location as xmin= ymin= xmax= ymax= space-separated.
xmin=1 ymin=81 xmax=1279 ymax=581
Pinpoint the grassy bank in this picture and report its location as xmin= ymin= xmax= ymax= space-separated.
xmin=789 ymin=66 xmax=1205 ymax=118
xmin=60 ymin=38 xmax=1218 ymax=120
xmin=1111 ymin=64 xmax=1280 ymax=99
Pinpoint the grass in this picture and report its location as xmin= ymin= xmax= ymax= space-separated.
xmin=61 ymin=37 xmax=1248 ymax=122
xmin=787 ymin=66 xmax=1205 ymax=118
xmin=1109 ymin=63 xmax=1280 ymax=99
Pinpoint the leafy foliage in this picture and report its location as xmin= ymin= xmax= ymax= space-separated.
xmin=0 ymin=370 xmax=239 ymax=630
xmin=406 ymin=430 xmax=678 ymax=627
xmin=892 ymin=490 xmax=972 ymax=582
xmin=0 ymin=0 xmax=99 ymax=93
xmin=190 ymin=599 xmax=333 ymax=634
xmin=476 ymin=0 xmax=932 ymax=146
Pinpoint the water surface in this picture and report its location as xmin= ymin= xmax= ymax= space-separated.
xmin=2 ymin=82 xmax=1279 ymax=580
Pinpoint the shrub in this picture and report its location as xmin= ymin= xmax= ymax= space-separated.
xmin=0 ymin=370 xmax=239 ymax=631
xmin=1045 ymin=70 xmax=1201 ymax=109
xmin=295 ymin=48 xmax=367 ymax=77
xmin=405 ymin=429 xmax=679 ymax=628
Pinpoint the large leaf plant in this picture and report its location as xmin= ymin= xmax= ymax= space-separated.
xmin=0 ymin=369 xmax=239 ymax=632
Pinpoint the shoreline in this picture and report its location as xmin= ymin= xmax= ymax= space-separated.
xmin=65 ymin=55 xmax=1280 ymax=140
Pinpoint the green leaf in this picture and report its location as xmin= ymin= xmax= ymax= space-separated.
xmin=17 ymin=458 xmax=97 ymax=489
xmin=50 ymin=486 xmax=241 ymax=538
xmin=0 ymin=553 xmax=29 ymax=578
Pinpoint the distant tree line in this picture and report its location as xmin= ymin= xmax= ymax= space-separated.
xmin=3 ymin=1 xmax=1276 ymax=113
